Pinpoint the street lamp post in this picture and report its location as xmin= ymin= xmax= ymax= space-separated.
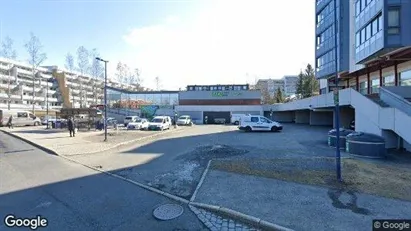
xmin=96 ymin=57 xmax=108 ymax=142
xmin=334 ymin=0 xmax=342 ymax=182
xmin=46 ymin=79 xmax=50 ymax=129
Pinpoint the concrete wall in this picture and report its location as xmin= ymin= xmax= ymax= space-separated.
xmin=265 ymin=111 xmax=295 ymax=123
xmin=295 ymin=110 xmax=310 ymax=124
xmin=382 ymin=86 xmax=411 ymax=98
xmin=310 ymin=111 xmax=333 ymax=126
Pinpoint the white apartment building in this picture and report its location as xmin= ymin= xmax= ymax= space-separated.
xmin=256 ymin=75 xmax=298 ymax=97
xmin=0 ymin=58 xmax=141 ymax=111
xmin=0 ymin=57 xmax=59 ymax=111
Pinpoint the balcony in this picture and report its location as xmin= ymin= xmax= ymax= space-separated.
xmin=0 ymin=74 xmax=14 ymax=81
xmin=316 ymin=36 xmax=336 ymax=57
xmin=355 ymin=30 xmax=384 ymax=63
xmin=40 ymin=73 xmax=52 ymax=79
xmin=316 ymin=0 xmax=331 ymax=13
xmin=0 ymin=62 xmax=12 ymax=71
xmin=17 ymin=68 xmax=34 ymax=76
xmin=316 ymin=11 xmax=334 ymax=35
xmin=355 ymin=0 xmax=383 ymax=30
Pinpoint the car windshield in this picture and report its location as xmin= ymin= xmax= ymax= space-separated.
xmin=179 ymin=116 xmax=188 ymax=119
xmin=152 ymin=118 xmax=163 ymax=123
xmin=135 ymin=119 xmax=142 ymax=122
xmin=125 ymin=117 xmax=132 ymax=120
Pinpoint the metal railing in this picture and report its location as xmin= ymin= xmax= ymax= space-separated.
xmin=379 ymin=87 xmax=411 ymax=117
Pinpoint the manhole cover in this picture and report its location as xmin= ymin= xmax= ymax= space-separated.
xmin=153 ymin=204 xmax=184 ymax=220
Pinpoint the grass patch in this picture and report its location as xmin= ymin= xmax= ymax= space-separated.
xmin=211 ymin=158 xmax=411 ymax=201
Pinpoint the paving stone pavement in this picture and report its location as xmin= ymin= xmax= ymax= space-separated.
xmin=0 ymin=126 xmax=185 ymax=156
xmin=189 ymin=205 xmax=260 ymax=231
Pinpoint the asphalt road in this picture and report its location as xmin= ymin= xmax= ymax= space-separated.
xmin=0 ymin=132 xmax=207 ymax=231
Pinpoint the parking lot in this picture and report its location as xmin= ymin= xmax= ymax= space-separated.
xmin=70 ymin=123 xmax=336 ymax=199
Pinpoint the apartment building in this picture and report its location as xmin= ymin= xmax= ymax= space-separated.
xmin=255 ymin=75 xmax=298 ymax=97
xmin=0 ymin=58 xmax=141 ymax=111
xmin=0 ymin=57 xmax=59 ymax=111
xmin=315 ymin=0 xmax=411 ymax=93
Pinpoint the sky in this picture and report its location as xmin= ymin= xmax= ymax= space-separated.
xmin=0 ymin=0 xmax=315 ymax=90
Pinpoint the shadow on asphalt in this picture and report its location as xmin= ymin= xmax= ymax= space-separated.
xmin=4 ymin=149 xmax=35 ymax=154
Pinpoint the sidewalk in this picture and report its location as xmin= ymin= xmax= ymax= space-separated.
xmin=0 ymin=126 xmax=184 ymax=156
xmin=193 ymin=157 xmax=411 ymax=231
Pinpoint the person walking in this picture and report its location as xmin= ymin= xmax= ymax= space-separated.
xmin=7 ymin=115 xmax=13 ymax=129
xmin=68 ymin=117 xmax=75 ymax=137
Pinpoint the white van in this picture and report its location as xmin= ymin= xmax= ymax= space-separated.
xmin=148 ymin=116 xmax=172 ymax=131
xmin=231 ymin=114 xmax=249 ymax=125
xmin=238 ymin=115 xmax=282 ymax=132
xmin=0 ymin=110 xmax=42 ymax=127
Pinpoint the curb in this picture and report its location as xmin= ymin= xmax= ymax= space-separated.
xmin=1 ymin=129 xmax=293 ymax=231
xmin=0 ymin=130 xmax=59 ymax=156
xmin=188 ymin=202 xmax=293 ymax=231
xmin=190 ymin=159 xmax=212 ymax=202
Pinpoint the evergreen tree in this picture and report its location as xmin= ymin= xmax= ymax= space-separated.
xmin=295 ymin=70 xmax=304 ymax=99
xmin=302 ymin=63 xmax=319 ymax=98
xmin=274 ymin=86 xmax=284 ymax=103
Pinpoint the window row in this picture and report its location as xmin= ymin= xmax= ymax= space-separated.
xmin=316 ymin=49 xmax=336 ymax=69
xmin=355 ymin=0 xmax=374 ymax=16
xmin=316 ymin=2 xmax=334 ymax=26
xmin=355 ymin=14 xmax=382 ymax=47
xmin=355 ymin=69 xmax=410 ymax=95
xmin=316 ymin=25 xmax=334 ymax=48
xmin=187 ymin=85 xmax=248 ymax=91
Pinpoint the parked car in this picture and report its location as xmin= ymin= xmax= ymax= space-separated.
xmin=124 ymin=116 xmax=140 ymax=127
xmin=176 ymin=115 xmax=192 ymax=126
xmin=148 ymin=116 xmax=172 ymax=131
xmin=0 ymin=109 xmax=41 ymax=127
xmin=41 ymin=116 xmax=66 ymax=125
xmin=238 ymin=115 xmax=282 ymax=132
xmin=127 ymin=118 xmax=149 ymax=130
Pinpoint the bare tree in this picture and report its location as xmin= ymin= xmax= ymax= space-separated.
xmin=155 ymin=76 xmax=161 ymax=91
xmin=77 ymin=46 xmax=89 ymax=108
xmin=89 ymin=49 xmax=103 ymax=104
xmin=130 ymin=68 xmax=142 ymax=90
xmin=1 ymin=36 xmax=17 ymax=110
xmin=64 ymin=52 xmax=76 ymax=107
xmin=116 ymin=62 xmax=126 ymax=84
xmin=25 ymin=32 xmax=47 ymax=114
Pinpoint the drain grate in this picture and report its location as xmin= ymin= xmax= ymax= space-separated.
xmin=153 ymin=204 xmax=184 ymax=220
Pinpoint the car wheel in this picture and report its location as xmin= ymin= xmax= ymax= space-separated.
xmin=245 ymin=126 xmax=252 ymax=132
xmin=271 ymin=126 xmax=278 ymax=132
xmin=34 ymin=121 xmax=40 ymax=126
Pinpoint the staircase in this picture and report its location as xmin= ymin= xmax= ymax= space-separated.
xmin=366 ymin=93 xmax=390 ymax=107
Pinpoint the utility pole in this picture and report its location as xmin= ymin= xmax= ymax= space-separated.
xmin=334 ymin=0 xmax=342 ymax=182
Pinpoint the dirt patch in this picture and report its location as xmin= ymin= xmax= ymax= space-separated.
xmin=211 ymin=157 xmax=411 ymax=201
xmin=176 ymin=144 xmax=249 ymax=164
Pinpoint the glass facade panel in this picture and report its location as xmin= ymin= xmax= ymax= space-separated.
xmin=383 ymin=75 xmax=395 ymax=86
xmin=371 ymin=78 xmax=379 ymax=93
xmin=359 ymin=81 xmax=368 ymax=95
xmin=399 ymin=70 xmax=411 ymax=86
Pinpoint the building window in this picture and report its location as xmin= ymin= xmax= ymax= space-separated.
xmin=366 ymin=24 xmax=371 ymax=40
xmin=388 ymin=8 xmax=400 ymax=34
xmin=371 ymin=78 xmax=379 ymax=93
xmin=356 ymin=32 xmax=360 ymax=47
xmin=359 ymin=81 xmax=368 ymax=95
xmin=361 ymin=28 xmax=366 ymax=44
xmin=383 ymin=74 xmax=395 ymax=86
xmin=372 ymin=19 xmax=378 ymax=35
xmin=355 ymin=1 xmax=360 ymax=16
xmin=399 ymin=69 xmax=411 ymax=86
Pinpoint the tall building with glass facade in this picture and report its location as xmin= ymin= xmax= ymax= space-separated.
xmin=315 ymin=0 xmax=411 ymax=94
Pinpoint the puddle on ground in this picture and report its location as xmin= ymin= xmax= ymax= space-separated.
xmin=328 ymin=189 xmax=371 ymax=215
